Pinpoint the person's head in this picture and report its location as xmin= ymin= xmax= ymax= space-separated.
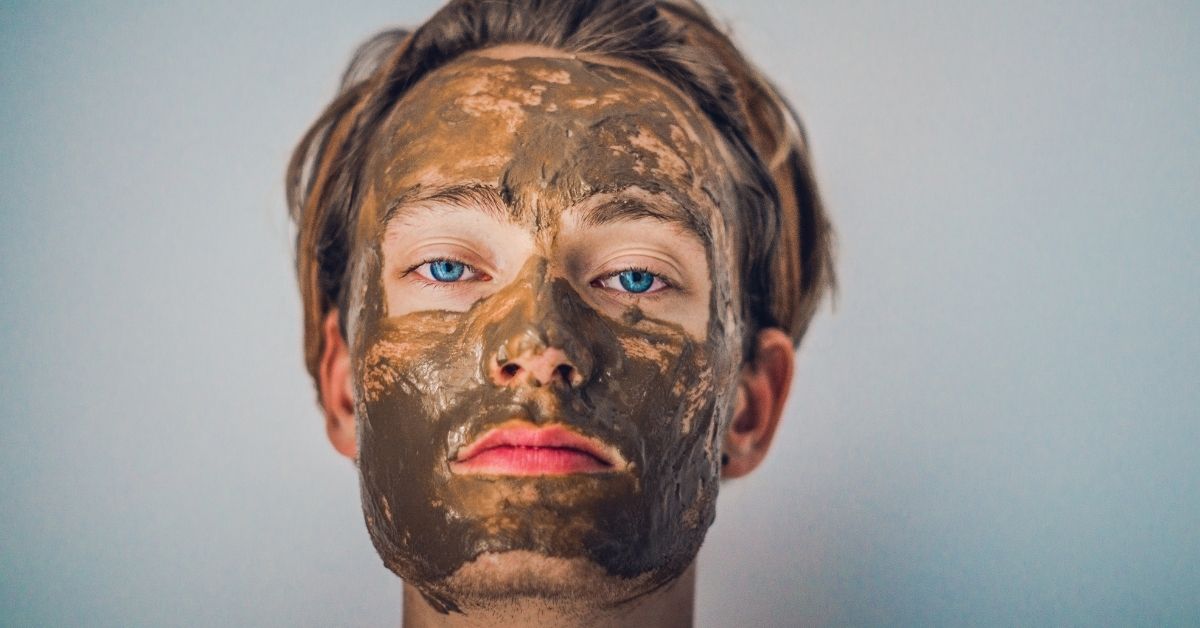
xmin=286 ymin=0 xmax=833 ymax=615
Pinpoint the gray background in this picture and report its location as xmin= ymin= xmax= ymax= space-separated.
xmin=2 ymin=1 xmax=1197 ymax=626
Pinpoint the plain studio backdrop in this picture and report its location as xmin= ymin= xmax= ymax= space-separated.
xmin=1 ymin=1 xmax=1197 ymax=626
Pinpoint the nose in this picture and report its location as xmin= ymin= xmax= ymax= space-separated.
xmin=479 ymin=259 xmax=595 ymax=390
xmin=492 ymin=346 xmax=583 ymax=388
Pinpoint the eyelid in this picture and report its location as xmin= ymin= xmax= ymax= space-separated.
xmin=394 ymin=235 xmax=497 ymax=273
xmin=403 ymin=257 xmax=491 ymax=286
xmin=591 ymin=266 xmax=674 ymax=296
xmin=591 ymin=253 xmax=684 ymax=290
xmin=395 ymin=236 xmax=497 ymax=278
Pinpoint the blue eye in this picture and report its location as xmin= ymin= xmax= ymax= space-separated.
xmin=408 ymin=257 xmax=488 ymax=286
xmin=428 ymin=259 xmax=466 ymax=282
xmin=617 ymin=269 xmax=655 ymax=293
xmin=594 ymin=268 xmax=669 ymax=295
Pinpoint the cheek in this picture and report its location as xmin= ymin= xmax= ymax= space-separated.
xmin=359 ymin=331 xmax=438 ymax=404
xmin=355 ymin=311 xmax=477 ymax=417
xmin=617 ymin=334 xmax=717 ymax=437
xmin=608 ymin=334 xmax=730 ymax=507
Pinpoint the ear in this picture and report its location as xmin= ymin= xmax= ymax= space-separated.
xmin=722 ymin=328 xmax=795 ymax=479
xmin=318 ymin=310 xmax=357 ymax=460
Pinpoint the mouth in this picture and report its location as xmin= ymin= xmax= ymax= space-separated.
xmin=449 ymin=420 xmax=627 ymax=476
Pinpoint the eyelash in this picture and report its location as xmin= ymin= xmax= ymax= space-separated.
xmin=590 ymin=266 xmax=673 ymax=296
xmin=401 ymin=257 xmax=490 ymax=287
xmin=401 ymin=258 xmax=674 ymax=296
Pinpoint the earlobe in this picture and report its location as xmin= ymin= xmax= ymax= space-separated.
xmin=318 ymin=310 xmax=357 ymax=460
xmin=721 ymin=328 xmax=795 ymax=479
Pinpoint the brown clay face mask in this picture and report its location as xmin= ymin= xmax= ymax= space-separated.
xmin=345 ymin=50 xmax=745 ymax=612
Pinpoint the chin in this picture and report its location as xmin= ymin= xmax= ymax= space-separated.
xmin=416 ymin=550 xmax=667 ymax=615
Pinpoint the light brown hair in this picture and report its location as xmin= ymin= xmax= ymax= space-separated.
xmin=286 ymin=0 xmax=835 ymax=382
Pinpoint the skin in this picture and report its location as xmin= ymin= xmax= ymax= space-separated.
xmin=317 ymin=45 xmax=797 ymax=625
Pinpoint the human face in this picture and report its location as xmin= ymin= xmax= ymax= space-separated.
xmin=345 ymin=46 xmax=745 ymax=610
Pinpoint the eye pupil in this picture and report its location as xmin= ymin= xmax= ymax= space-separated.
xmin=618 ymin=270 xmax=654 ymax=293
xmin=429 ymin=260 xmax=466 ymax=282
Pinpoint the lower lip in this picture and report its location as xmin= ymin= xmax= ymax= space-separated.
xmin=451 ymin=445 xmax=612 ymax=475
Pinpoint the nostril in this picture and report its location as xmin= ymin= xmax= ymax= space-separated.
xmin=499 ymin=362 xmax=521 ymax=381
xmin=492 ymin=349 xmax=583 ymax=388
xmin=555 ymin=363 xmax=576 ymax=384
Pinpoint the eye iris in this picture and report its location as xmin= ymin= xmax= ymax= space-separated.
xmin=429 ymin=260 xmax=465 ymax=282
xmin=618 ymin=270 xmax=654 ymax=293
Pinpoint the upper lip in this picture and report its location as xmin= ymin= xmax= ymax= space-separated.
xmin=451 ymin=420 xmax=628 ymax=470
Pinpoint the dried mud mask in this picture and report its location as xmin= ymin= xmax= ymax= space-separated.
xmin=345 ymin=51 xmax=745 ymax=611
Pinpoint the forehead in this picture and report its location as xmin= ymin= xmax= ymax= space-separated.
xmin=360 ymin=49 xmax=736 ymax=236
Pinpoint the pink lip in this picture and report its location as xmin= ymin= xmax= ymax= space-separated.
xmin=450 ymin=421 xmax=627 ymax=476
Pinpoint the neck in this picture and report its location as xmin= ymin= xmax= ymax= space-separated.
xmin=401 ymin=562 xmax=696 ymax=628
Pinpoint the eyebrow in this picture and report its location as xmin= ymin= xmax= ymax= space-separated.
xmin=382 ymin=183 xmax=709 ymax=243
xmin=573 ymin=192 xmax=705 ymax=235
xmin=382 ymin=184 xmax=509 ymax=225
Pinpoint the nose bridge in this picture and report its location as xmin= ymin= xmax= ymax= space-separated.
xmin=486 ymin=257 xmax=594 ymax=386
